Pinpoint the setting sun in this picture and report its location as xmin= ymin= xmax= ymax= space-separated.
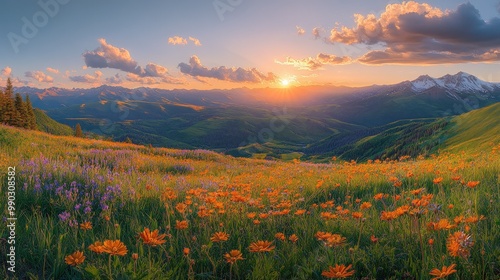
xmin=280 ymin=79 xmax=290 ymax=87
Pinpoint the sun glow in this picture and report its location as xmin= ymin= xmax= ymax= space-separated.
xmin=280 ymin=79 xmax=290 ymax=87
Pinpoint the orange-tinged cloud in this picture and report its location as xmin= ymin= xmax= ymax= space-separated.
xmin=275 ymin=53 xmax=351 ymax=70
xmin=168 ymin=36 xmax=188 ymax=45
xmin=25 ymin=70 xmax=54 ymax=83
xmin=296 ymin=26 xmax=305 ymax=35
xmin=69 ymin=71 xmax=102 ymax=84
xmin=2 ymin=66 xmax=12 ymax=77
xmin=178 ymin=55 xmax=277 ymax=83
xmin=169 ymin=36 xmax=202 ymax=46
xmin=325 ymin=1 xmax=500 ymax=64
xmin=189 ymin=37 xmax=202 ymax=46
xmin=46 ymin=67 xmax=59 ymax=74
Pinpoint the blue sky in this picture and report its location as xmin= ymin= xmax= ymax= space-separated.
xmin=1 ymin=0 xmax=500 ymax=89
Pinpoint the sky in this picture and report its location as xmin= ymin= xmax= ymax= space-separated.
xmin=1 ymin=0 xmax=500 ymax=90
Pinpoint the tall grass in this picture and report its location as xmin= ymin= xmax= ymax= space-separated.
xmin=0 ymin=125 xmax=499 ymax=279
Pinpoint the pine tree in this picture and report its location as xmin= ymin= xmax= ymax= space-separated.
xmin=25 ymin=95 xmax=37 ymax=130
xmin=4 ymin=78 xmax=13 ymax=98
xmin=0 ymin=87 xmax=5 ymax=124
xmin=1 ymin=97 xmax=18 ymax=127
xmin=1 ymin=78 xmax=20 ymax=126
xmin=14 ymin=93 xmax=28 ymax=128
xmin=75 ymin=123 xmax=83 ymax=138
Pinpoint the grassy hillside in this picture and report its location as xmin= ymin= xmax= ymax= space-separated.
xmin=306 ymin=103 xmax=500 ymax=161
xmin=444 ymin=102 xmax=500 ymax=151
xmin=0 ymin=125 xmax=499 ymax=279
xmin=35 ymin=109 xmax=74 ymax=136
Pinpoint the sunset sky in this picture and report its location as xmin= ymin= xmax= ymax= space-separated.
xmin=1 ymin=0 xmax=500 ymax=89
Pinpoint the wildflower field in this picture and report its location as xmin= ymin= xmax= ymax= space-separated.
xmin=0 ymin=125 xmax=499 ymax=279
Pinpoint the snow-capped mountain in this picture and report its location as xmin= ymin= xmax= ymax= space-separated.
xmin=408 ymin=72 xmax=499 ymax=93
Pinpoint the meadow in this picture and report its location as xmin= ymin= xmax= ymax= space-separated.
xmin=0 ymin=125 xmax=499 ymax=279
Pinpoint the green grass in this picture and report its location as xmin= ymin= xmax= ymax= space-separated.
xmin=34 ymin=109 xmax=74 ymax=136
xmin=0 ymin=124 xmax=499 ymax=279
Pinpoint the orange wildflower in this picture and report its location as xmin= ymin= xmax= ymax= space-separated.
xmin=88 ymin=241 xmax=105 ymax=254
xmin=321 ymin=264 xmax=355 ymax=278
xmin=139 ymin=228 xmax=167 ymax=247
xmin=465 ymin=215 xmax=485 ymax=224
xmin=65 ymin=251 xmax=85 ymax=266
xmin=433 ymin=177 xmax=443 ymax=184
xmin=360 ymin=202 xmax=372 ymax=210
xmin=324 ymin=234 xmax=347 ymax=248
xmin=210 ymin=232 xmax=229 ymax=243
xmin=175 ymin=203 xmax=187 ymax=214
xmin=429 ymin=264 xmax=457 ymax=280
xmin=224 ymin=250 xmax=244 ymax=264
xmin=427 ymin=219 xmax=456 ymax=231
xmin=275 ymin=232 xmax=286 ymax=241
xmin=374 ymin=193 xmax=384 ymax=200
xmin=248 ymin=240 xmax=275 ymax=253
xmin=294 ymin=209 xmax=306 ymax=215
xmin=132 ymin=253 xmax=139 ymax=260
xmin=466 ymin=181 xmax=480 ymax=188
xmin=447 ymin=231 xmax=473 ymax=258
xmin=102 ymin=240 xmax=128 ymax=256
xmin=370 ymin=235 xmax=378 ymax=243
xmin=175 ymin=220 xmax=189 ymax=230
xmin=410 ymin=188 xmax=424 ymax=195
xmin=352 ymin=212 xmax=363 ymax=219
xmin=183 ymin=247 xmax=190 ymax=256
xmin=80 ymin=221 xmax=92 ymax=231
xmin=289 ymin=234 xmax=299 ymax=243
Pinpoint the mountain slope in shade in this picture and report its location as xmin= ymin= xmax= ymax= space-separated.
xmin=34 ymin=109 xmax=74 ymax=136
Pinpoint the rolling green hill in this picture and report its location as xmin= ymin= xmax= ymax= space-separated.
xmin=306 ymin=103 xmax=500 ymax=161
xmin=34 ymin=109 xmax=74 ymax=136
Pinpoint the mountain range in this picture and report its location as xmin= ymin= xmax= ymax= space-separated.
xmin=13 ymin=72 xmax=500 ymax=160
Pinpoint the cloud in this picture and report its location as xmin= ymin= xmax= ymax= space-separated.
xmin=296 ymin=26 xmax=305 ymax=35
xmin=83 ymin=38 xmax=175 ymax=80
xmin=312 ymin=27 xmax=322 ymax=39
xmin=326 ymin=1 xmax=500 ymax=64
xmin=2 ymin=66 xmax=12 ymax=77
xmin=168 ymin=36 xmax=188 ymax=45
xmin=275 ymin=53 xmax=351 ymax=70
xmin=46 ymin=67 xmax=59 ymax=74
xmin=25 ymin=71 xmax=54 ymax=83
xmin=69 ymin=71 xmax=102 ymax=84
xmin=169 ymin=36 xmax=202 ymax=46
xmin=178 ymin=55 xmax=277 ymax=83
xmin=189 ymin=37 xmax=202 ymax=46
xmin=105 ymin=73 xmax=122 ymax=84
xmin=125 ymin=73 xmax=160 ymax=85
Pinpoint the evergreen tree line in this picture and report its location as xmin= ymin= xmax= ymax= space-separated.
xmin=0 ymin=78 xmax=37 ymax=129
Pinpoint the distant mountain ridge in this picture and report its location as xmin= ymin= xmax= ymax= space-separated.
xmin=12 ymin=72 xmax=500 ymax=111
xmin=11 ymin=72 xmax=500 ymax=159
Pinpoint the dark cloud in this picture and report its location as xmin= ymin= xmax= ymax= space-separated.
xmin=326 ymin=1 xmax=500 ymax=64
xmin=275 ymin=53 xmax=351 ymax=70
xmin=178 ymin=56 xmax=277 ymax=83
xmin=105 ymin=73 xmax=122 ymax=84
xmin=83 ymin=39 xmax=175 ymax=80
